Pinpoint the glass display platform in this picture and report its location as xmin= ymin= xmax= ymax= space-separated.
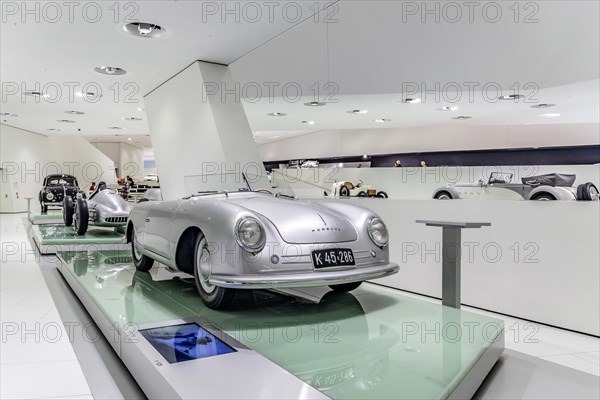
xmin=30 ymin=212 xmax=64 ymax=225
xmin=31 ymin=225 xmax=127 ymax=255
xmin=57 ymin=250 xmax=504 ymax=400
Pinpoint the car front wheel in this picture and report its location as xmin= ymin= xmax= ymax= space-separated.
xmin=329 ymin=281 xmax=362 ymax=292
xmin=64 ymin=197 xmax=74 ymax=226
xmin=131 ymin=228 xmax=154 ymax=272
xmin=73 ymin=198 xmax=89 ymax=235
xmin=532 ymin=193 xmax=556 ymax=201
xmin=194 ymin=234 xmax=235 ymax=309
xmin=434 ymin=191 xmax=453 ymax=200
xmin=577 ymin=182 xmax=599 ymax=201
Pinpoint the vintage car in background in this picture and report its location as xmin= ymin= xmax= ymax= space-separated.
xmin=64 ymin=181 xmax=132 ymax=235
xmin=137 ymin=188 xmax=162 ymax=203
xmin=127 ymin=173 xmax=399 ymax=309
xmin=39 ymin=174 xmax=80 ymax=214
xmin=433 ymin=172 xmax=599 ymax=201
xmin=331 ymin=180 xmax=388 ymax=198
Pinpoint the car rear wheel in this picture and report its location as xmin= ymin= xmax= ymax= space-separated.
xmin=577 ymin=182 xmax=599 ymax=201
xmin=376 ymin=191 xmax=388 ymax=198
xmin=73 ymin=198 xmax=89 ymax=235
xmin=357 ymin=191 xmax=368 ymax=197
xmin=63 ymin=197 xmax=74 ymax=226
xmin=435 ymin=191 xmax=453 ymax=200
xmin=40 ymin=202 xmax=48 ymax=214
xmin=131 ymin=229 xmax=154 ymax=272
xmin=194 ymin=234 xmax=235 ymax=309
xmin=532 ymin=193 xmax=556 ymax=201
xmin=329 ymin=281 xmax=362 ymax=292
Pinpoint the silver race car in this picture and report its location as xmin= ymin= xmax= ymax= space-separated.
xmin=433 ymin=172 xmax=599 ymax=201
xmin=64 ymin=182 xmax=132 ymax=235
xmin=127 ymin=173 xmax=399 ymax=309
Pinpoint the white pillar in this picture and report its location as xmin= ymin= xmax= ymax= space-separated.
xmin=144 ymin=61 xmax=265 ymax=200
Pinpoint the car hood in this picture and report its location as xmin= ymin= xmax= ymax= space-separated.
xmin=229 ymin=196 xmax=358 ymax=244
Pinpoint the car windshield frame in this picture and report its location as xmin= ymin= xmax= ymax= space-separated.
xmin=45 ymin=175 xmax=78 ymax=187
xmin=183 ymin=172 xmax=296 ymax=199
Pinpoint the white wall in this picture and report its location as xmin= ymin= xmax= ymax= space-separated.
xmin=324 ymin=198 xmax=599 ymax=336
xmin=0 ymin=124 xmax=115 ymax=212
xmin=259 ymin=123 xmax=600 ymax=162
xmin=93 ymin=142 xmax=145 ymax=182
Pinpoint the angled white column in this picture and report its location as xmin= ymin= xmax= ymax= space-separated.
xmin=144 ymin=61 xmax=265 ymax=199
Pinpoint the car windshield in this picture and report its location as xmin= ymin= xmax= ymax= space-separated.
xmin=184 ymin=172 xmax=296 ymax=198
xmin=489 ymin=172 xmax=513 ymax=183
xmin=47 ymin=176 xmax=77 ymax=186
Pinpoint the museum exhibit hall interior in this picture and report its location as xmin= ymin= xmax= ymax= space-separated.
xmin=0 ymin=1 xmax=599 ymax=399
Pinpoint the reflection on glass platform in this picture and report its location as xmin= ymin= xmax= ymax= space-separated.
xmin=59 ymin=250 xmax=503 ymax=399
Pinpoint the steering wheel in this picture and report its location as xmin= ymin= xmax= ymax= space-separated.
xmin=255 ymin=188 xmax=273 ymax=195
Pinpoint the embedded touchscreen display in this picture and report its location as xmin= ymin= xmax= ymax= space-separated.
xmin=140 ymin=323 xmax=236 ymax=363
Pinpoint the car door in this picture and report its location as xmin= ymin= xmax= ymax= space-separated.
xmin=143 ymin=200 xmax=181 ymax=259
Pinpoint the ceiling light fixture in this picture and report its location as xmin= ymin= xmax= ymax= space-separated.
xmin=347 ymin=109 xmax=368 ymax=114
xmin=452 ymin=116 xmax=472 ymax=120
xmin=123 ymin=117 xmax=143 ymax=121
xmin=438 ymin=106 xmax=458 ymax=111
xmin=137 ymin=107 xmax=145 ymax=112
xmin=300 ymin=120 xmax=315 ymax=125
xmin=499 ymin=94 xmax=524 ymax=100
xmin=94 ymin=66 xmax=127 ymax=76
xmin=23 ymin=91 xmax=47 ymax=98
xmin=0 ymin=112 xmax=18 ymax=117
xmin=65 ymin=110 xmax=85 ymax=115
xmin=57 ymin=119 xmax=76 ymax=123
xmin=128 ymin=137 xmax=132 ymax=141
xmin=374 ymin=118 xmax=391 ymax=123
xmin=530 ymin=103 xmax=556 ymax=109
xmin=402 ymin=97 xmax=422 ymax=104
xmin=303 ymin=101 xmax=326 ymax=107
xmin=267 ymin=112 xmax=287 ymax=117
xmin=76 ymin=91 xmax=102 ymax=99
xmin=124 ymin=22 xmax=166 ymax=38
xmin=108 ymin=126 xmax=123 ymax=130
xmin=541 ymin=113 xmax=561 ymax=118
xmin=47 ymin=128 xmax=62 ymax=132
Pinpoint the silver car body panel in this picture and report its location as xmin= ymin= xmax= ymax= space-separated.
xmin=128 ymin=192 xmax=399 ymax=288
xmin=86 ymin=189 xmax=133 ymax=227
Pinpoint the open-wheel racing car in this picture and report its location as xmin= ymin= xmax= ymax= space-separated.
xmin=433 ymin=172 xmax=599 ymax=201
xmin=127 ymin=173 xmax=399 ymax=309
xmin=39 ymin=174 xmax=80 ymax=214
xmin=331 ymin=180 xmax=388 ymax=198
xmin=63 ymin=181 xmax=132 ymax=235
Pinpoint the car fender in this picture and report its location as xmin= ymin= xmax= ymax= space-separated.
xmin=432 ymin=186 xmax=460 ymax=199
xmin=527 ymin=186 xmax=576 ymax=201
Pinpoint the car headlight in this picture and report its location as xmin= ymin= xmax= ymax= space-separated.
xmin=367 ymin=217 xmax=389 ymax=247
xmin=235 ymin=217 xmax=266 ymax=252
xmin=45 ymin=192 xmax=54 ymax=200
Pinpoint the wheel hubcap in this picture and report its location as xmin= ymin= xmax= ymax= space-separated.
xmin=197 ymin=244 xmax=215 ymax=294
xmin=132 ymin=232 xmax=142 ymax=260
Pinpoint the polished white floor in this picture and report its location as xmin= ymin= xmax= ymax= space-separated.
xmin=0 ymin=213 xmax=598 ymax=400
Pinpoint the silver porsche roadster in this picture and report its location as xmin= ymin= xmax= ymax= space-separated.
xmin=64 ymin=182 xmax=132 ymax=235
xmin=126 ymin=173 xmax=399 ymax=309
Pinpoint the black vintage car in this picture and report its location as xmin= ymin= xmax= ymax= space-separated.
xmin=39 ymin=174 xmax=80 ymax=214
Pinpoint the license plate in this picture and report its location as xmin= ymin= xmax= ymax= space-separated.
xmin=311 ymin=365 xmax=355 ymax=389
xmin=312 ymin=249 xmax=355 ymax=269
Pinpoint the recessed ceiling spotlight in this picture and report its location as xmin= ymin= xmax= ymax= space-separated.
xmin=76 ymin=91 xmax=102 ymax=99
xmin=57 ymin=119 xmax=76 ymax=123
xmin=402 ymin=97 xmax=422 ymax=104
xmin=300 ymin=120 xmax=315 ymax=125
xmin=362 ymin=154 xmax=369 ymax=159
xmin=452 ymin=116 xmax=472 ymax=120
xmin=438 ymin=106 xmax=458 ymax=111
xmin=347 ymin=109 xmax=368 ymax=114
xmin=108 ymin=126 xmax=123 ymax=130
xmin=23 ymin=91 xmax=47 ymax=98
xmin=499 ymin=94 xmax=524 ymax=100
xmin=94 ymin=66 xmax=127 ymax=76
xmin=267 ymin=112 xmax=287 ymax=117
xmin=137 ymin=107 xmax=145 ymax=112
xmin=530 ymin=103 xmax=556 ymax=109
xmin=0 ymin=112 xmax=18 ymax=117
xmin=123 ymin=117 xmax=143 ymax=121
xmin=541 ymin=113 xmax=561 ymax=118
xmin=128 ymin=137 xmax=132 ymax=141
xmin=374 ymin=118 xmax=392 ymax=123
xmin=123 ymin=22 xmax=166 ymax=38
xmin=65 ymin=110 xmax=85 ymax=115
xmin=303 ymin=101 xmax=326 ymax=107
xmin=47 ymin=128 xmax=62 ymax=132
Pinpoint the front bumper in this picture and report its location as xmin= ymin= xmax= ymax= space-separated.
xmin=209 ymin=262 xmax=399 ymax=289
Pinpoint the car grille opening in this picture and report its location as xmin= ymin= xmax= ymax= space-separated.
xmin=105 ymin=217 xmax=127 ymax=223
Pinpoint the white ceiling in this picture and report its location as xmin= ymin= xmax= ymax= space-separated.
xmin=1 ymin=0 xmax=599 ymax=148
